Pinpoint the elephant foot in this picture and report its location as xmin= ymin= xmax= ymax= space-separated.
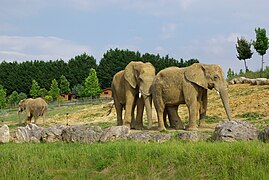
xmin=158 ymin=126 xmax=167 ymax=132
xmin=185 ymin=125 xmax=198 ymax=131
xmin=198 ymin=122 xmax=210 ymax=128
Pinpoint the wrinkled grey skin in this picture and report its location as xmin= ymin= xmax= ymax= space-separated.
xmin=18 ymin=97 xmax=48 ymax=126
xmin=152 ymin=63 xmax=232 ymax=131
xmin=111 ymin=61 xmax=156 ymax=130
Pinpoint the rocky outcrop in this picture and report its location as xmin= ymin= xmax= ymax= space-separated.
xmin=62 ymin=125 xmax=103 ymax=143
xmin=0 ymin=125 xmax=10 ymax=143
xmin=128 ymin=132 xmax=172 ymax=143
xmin=229 ymin=77 xmax=269 ymax=85
xmin=212 ymin=120 xmax=260 ymax=142
xmin=100 ymin=126 xmax=129 ymax=142
xmin=259 ymin=125 xmax=269 ymax=143
xmin=1 ymin=121 xmax=268 ymax=143
xmin=11 ymin=124 xmax=44 ymax=143
xmin=178 ymin=131 xmax=211 ymax=142
xmin=41 ymin=125 xmax=67 ymax=143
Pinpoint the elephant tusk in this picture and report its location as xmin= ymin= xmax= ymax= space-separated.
xmin=139 ymin=92 xmax=142 ymax=98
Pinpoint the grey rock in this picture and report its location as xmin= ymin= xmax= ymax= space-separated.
xmin=62 ymin=125 xmax=103 ymax=143
xmin=11 ymin=124 xmax=44 ymax=143
xmin=100 ymin=126 xmax=129 ymax=142
xmin=0 ymin=125 xmax=10 ymax=143
xmin=256 ymin=78 xmax=269 ymax=85
xmin=128 ymin=132 xmax=171 ymax=143
xmin=212 ymin=120 xmax=260 ymax=142
xmin=41 ymin=125 xmax=67 ymax=143
xmin=178 ymin=131 xmax=210 ymax=142
xmin=259 ymin=125 xmax=269 ymax=143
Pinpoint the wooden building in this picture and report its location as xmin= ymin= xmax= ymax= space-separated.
xmin=100 ymin=88 xmax=112 ymax=98
xmin=61 ymin=93 xmax=77 ymax=101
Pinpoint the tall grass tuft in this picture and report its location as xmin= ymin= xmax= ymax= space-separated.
xmin=1 ymin=141 xmax=269 ymax=179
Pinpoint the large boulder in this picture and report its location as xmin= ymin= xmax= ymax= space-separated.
xmin=0 ymin=125 xmax=10 ymax=143
xmin=100 ymin=126 xmax=129 ymax=142
xmin=212 ymin=120 xmax=260 ymax=142
xmin=11 ymin=124 xmax=44 ymax=143
xmin=41 ymin=125 xmax=67 ymax=143
xmin=259 ymin=125 xmax=269 ymax=143
xmin=62 ymin=125 xmax=103 ymax=143
xmin=178 ymin=131 xmax=210 ymax=142
xmin=128 ymin=132 xmax=172 ymax=143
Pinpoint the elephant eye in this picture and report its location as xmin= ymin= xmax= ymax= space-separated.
xmin=213 ymin=75 xmax=219 ymax=80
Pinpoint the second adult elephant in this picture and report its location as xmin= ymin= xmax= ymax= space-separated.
xmin=111 ymin=61 xmax=155 ymax=129
xmin=152 ymin=63 xmax=232 ymax=131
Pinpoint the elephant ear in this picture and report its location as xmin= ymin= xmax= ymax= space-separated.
xmin=184 ymin=63 xmax=208 ymax=89
xmin=124 ymin=61 xmax=139 ymax=88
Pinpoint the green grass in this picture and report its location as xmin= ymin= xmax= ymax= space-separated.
xmin=1 ymin=141 xmax=269 ymax=179
xmin=237 ymin=112 xmax=266 ymax=120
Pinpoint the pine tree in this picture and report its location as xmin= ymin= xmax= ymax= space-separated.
xmin=60 ymin=75 xmax=71 ymax=94
xmin=8 ymin=91 xmax=19 ymax=107
xmin=84 ymin=68 xmax=101 ymax=98
xmin=236 ymin=37 xmax=253 ymax=72
xmin=49 ymin=79 xmax=60 ymax=99
xmin=253 ymin=27 xmax=269 ymax=71
xmin=0 ymin=84 xmax=7 ymax=108
xmin=30 ymin=80 xmax=40 ymax=98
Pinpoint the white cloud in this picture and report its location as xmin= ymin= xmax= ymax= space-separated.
xmin=0 ymin=36 xmax=94 ymax=62
xmin=161 ymin=23 xmax=178 ymax=40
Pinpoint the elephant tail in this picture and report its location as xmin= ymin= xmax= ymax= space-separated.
xmin=104 ymin=100 xmax=114 ymax=116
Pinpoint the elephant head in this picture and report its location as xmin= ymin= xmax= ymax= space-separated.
xmin=18 ymin=98 xmax=33 ymax=123
xmin=124 ymin=61 xmax=156 ymax=128
xmin=184 ymin=63 xmax=232 ymax=121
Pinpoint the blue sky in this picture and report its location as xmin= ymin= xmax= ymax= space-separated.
xmin=1 ymin=0 xmax=269 ymax=74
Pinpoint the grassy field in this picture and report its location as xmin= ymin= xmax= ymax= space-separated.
xmin=1 ymin=141 xmax=269 ymax=179
xmin=0 ymin=84 xmax=269 ymax=179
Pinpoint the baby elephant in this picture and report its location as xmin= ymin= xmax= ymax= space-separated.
xmin=18 ymin=97 xmax=48 ymax=126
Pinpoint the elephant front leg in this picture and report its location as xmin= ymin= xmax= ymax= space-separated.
xmin=133 ymin=97 xmax=144 ymax=130
xmin=124 ymin=92 xmax=136 ymax=127
xmin=186 ymin=100 xmax=198 ymax=131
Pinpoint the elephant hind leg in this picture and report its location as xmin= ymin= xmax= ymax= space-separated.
xmin=114 ymin=101 xmax=123 ymax=126
xmin=167 ymin=106 xmax=184 ymax=130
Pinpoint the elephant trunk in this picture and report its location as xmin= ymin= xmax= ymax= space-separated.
xmin=219 ymin=87 xmax=232 ymax=121
xmin=18 ymin=111 xmax=22 ymax=124
xmin=144 ymin=95 xmax=153 ymax=129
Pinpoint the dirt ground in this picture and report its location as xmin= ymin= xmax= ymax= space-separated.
xmin=45 ymin=84 xmax=269 ymax=131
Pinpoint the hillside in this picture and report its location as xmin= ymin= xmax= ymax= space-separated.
xmin=44 ymin=84 xmax=269 ymax=131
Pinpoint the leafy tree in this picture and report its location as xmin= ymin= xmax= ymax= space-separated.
xmin=49 ymin=79 xmax=60 ymax=99
xmin=97 ymin=48 xmax=141 ymax=89
xmin=72 ymin=84 xmax=84 ymax=97
xmin=227 ymin=68 xmax=235 ymax=79
xmin=236 ymin=37 xmax=253 ymax=72
xmin=18 ymin=92 xmax=27 ymax=101
xmin=68 ymin=53 xmax=97 ymax=87
xmin=84 ymin=68 xmax=101 ymax=98
xmin=253 ymin=28 xmax=269 ymax=71
xmin=60 ymin=75 xmax=71 ymax=94
xmin=39 ymin=88 xmax=49 ymax=98
xmin=0 ymin=84 xmax=7 ymax=108
xmin=30 ymin=80 xmax=40 ymax=98
xmin=7 ymin=91 xmax=19 ymax=107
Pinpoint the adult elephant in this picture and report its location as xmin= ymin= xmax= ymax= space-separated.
xmin=152 ymin=63 xmax=232 ymax=131
xmin=18 ymin=97 xmax=48 ymax=126
xmin=111 ymin=61 xmax=155 ymax=129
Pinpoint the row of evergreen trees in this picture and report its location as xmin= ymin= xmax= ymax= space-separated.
xmin=0 ymin=48 xmax=199 ymax=108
